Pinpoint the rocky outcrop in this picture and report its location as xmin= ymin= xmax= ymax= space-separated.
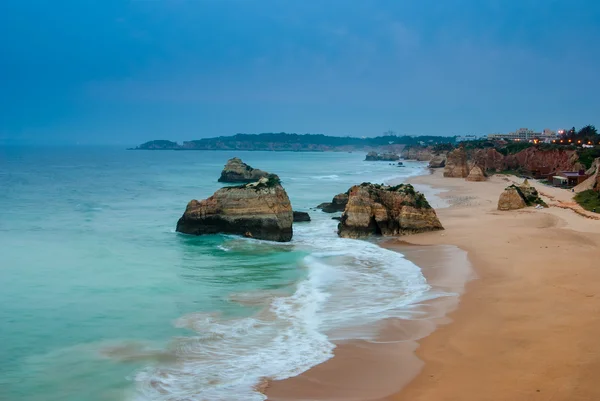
xmin=473 ymin=148 xmax=505 ymax=172
xmin=402 ymin=146 xmax=434 ymax=161
xmin=218 ymin=158 xmax=270 ymax=183
xmin=466 ymin=164 xmax=487 ymax=182
xmin=497 ymin=181 xmax=546 ymax=211
xmin=365 ymin=151 xmax=400 ymax=161
xmin=337 ymin=183 xmax=443 ymax=238
xmin=444 ymin=148 xmax=469 ymax=178
xmin=176 ymin=175 xmax=293 ymax=242
xmin=428 ymin=153 xmax=447 ymax=168
xmin=317 ymin=193 xmax=349 ymax=213
xmin=293 ymin=211 xmax=311 ymax=222
xmin=498 ymin=187 xmax=526 ymax=210
xmin=575 ymin=158 xmax=600 ymax=193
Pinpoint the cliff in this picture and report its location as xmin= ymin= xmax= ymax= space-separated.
xmin=337 ymin=183 xmax=443 ymax=238
xmin=444 ymin=148 xmax=469 ymax=178
xmin=473 ymin=148 xmax=505 ymax=172
xmin=218 ymin=158 xmax=270 ymax=183
xmin=401 ymin=146 xmax=434 ymax=161
xmin=504 ymin=147 xmax=581 ymax=173
xmin=176 ymin=175 xmax=293 ymax=242
xmin=317 ymin=193 xmax=349 ymax=213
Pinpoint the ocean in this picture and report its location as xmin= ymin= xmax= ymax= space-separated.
xmin=0 ymin=147 xmax=439 ymax=401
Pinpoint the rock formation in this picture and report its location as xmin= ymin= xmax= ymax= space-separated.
xmin=176 ymin=175 xmax=293 ymax=242
xmin=401 ymin=146 xmax=434 ymax=161
xmin=497 ymin=181 xmax=546 ymax=211
xmin=444 ymin=148 xmax=469 ymax=178
xmin=293 ymin=211 xmax=311 ymax=222
xmin=497 ymin=187 xmax=527 ymax=210
xmin=473 ymin=148 xmax=505 ymax=172
xmin=504 ymin=147 xmax=579 ymax=174
xmin=317 ymin=193 xmax=349 ymax=213
xmin=574 ymin=158 xmax=600 ymax=193
xmin=466 ymin=164 xmax=487 ymax=182
xmin=428 ymin=153 xmax=447 ymax=168
xmin=218 ymin=158 xmax=270 ymax=183
xmin=365 ymin=151 xmax=400 ymax=161
xmin=337 ymin=183 xmax=443 ymax=238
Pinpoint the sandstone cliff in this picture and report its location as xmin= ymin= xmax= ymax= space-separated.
xmin=444 ymin=148 xmax=469 ymax=178
xmin=473 ymin=148 xmax=505 ymax=172
xmin=428 ymin=153 xmax=447 ymax=168
xmin=218 ymin=158 xmax=270 ymax=183
xmin=337 ymin=183 xmax=443 ymax=238
xmin=401 ymin=146 xmax=434 ymax=161
xmin=176 ymin=175 xmax=293 ymax=242
xmin=504 ymin=148 xmax=580 ymax=173
xmin=317 ymin=193 xmax=349 ymax=213
xmin=574 ymin=158 xmax=600 ymax=193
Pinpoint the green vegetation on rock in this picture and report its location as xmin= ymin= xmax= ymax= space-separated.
xmin=574 ymin=190 xmax=600 ymax=213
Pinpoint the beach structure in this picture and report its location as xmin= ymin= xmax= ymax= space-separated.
xmin=552 ymin=170 xmax=589 ymax=187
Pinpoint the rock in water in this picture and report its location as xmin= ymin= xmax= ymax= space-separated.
xmin=218 ymin=157 xmax=270 ymax=183
xmin=176 ymin=175 xmax=293 ymax=242
xmin=337 ymin=183 xmax=443 ymax=238
xmin=293 ymin=211 xmax=311 ymax=222
xmin=443 ymin=148 xmax=469 ymax=178
xmin=365 ymin=151 xmax=400 ymax=161
xmin=497 ymin=187 xmax=527 ymax=210
xmin=466 ymin=164 xmax=487 ymax=182
xmin=317 ymin=193 xmax=349 ymax=213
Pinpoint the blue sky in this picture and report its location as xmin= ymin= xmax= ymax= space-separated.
xmin=1 ymin=0 xmax=599 ymax=145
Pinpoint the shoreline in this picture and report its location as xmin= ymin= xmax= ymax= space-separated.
xmin=268 ymin=168 xmax=600 ymax=401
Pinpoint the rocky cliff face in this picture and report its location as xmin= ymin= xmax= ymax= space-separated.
xmin=575 ymin=157 xmax=600 ymax=193
xmin=218 ymin=158 xmax=270 ymax=183
xmin=473 ymin=148 xmax=505 ymax=172
xmin=317 ymin=193 xmax=349 ymax=213
xmin=337 ymin=183 xmax=443 ymax=238
xmin=428 ymin=153 xmax=447 ymax=168
xmin=176 ymin=175 xmax=293 ymax=242
xmin=444 ymin=148 xmax=469 ymax=178
xmin=504 ymin=148 xmax=580 ymax=173
xmin=401 ymin=147 xmax=434 ymax=161
xmin=365 ymin=151 xmax=400 ymax=161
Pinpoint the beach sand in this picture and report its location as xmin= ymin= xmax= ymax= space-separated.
xmin=267 ymin=169 xmax=600 ymax=401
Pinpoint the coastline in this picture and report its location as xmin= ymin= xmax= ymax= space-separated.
xmin=268 ymin=168 xmax=600 ymax=401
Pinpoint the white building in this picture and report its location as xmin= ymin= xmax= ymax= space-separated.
xmin=487 ymin=128 xmax=541 ymax=141
xmin=455 ymin=135 xmax=479 ymax=142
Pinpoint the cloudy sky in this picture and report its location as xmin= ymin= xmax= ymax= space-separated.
xmin=1 ymin=0 xmax=599 ymax=145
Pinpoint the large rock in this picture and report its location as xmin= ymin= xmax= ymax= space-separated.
xmin=365 ymin=151 xmax=400 ymax=161
xmin=497 ymin=187 xmax=526 ymax=210
xmin=218 ymin=157 xmax=270 ymax=183
xmin=428 ymin=153 xmax=447 ymax=168
xmin=176 ymin=175 xmax=293 ymax=242
xmin=444 ymin=148 xmax=469 ymax=178
xmin=466 ymin=164 xmax=487 ymax=182
xmin=317 ymin=193 xmax=349 ymax=213
xmin=337 ymin=183 xmax=443 ymax=238
xmin=504 ymin=147 xmax=579 ymax=173
xmin=473 ymin=148 xmax=506 ymax=172
xmin=401 ymin=146 xmax=434 ymax=161
xmin=293 ymin=211 xmax=311 ymax=222
xmin=497 ymin=182 xmax=546 ymax=211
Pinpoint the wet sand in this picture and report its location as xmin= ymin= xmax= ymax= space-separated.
xmin=268 ymin=169 xmax=600 ymax=401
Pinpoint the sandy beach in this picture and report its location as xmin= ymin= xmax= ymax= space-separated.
xmin=268 ymin=168 xmax=600 ymax=401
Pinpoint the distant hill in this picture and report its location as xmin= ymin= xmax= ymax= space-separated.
xmin=132 ymin=133 xmax=455 ymax=152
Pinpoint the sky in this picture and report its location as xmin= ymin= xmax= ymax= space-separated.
xmin=1 ymin=0 xmax=600 ymax=145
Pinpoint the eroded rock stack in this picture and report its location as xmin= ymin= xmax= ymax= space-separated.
xmin=574 ymin=157 xmax=600 ymax=193
xmin=218 ymin=157 xmax=270 ymax=183
xmin=428 ymin=153 xmax=447 ymax=168
xmin=466 ymin=164 xmax=487 ymax=182
xmin=337 ymin=183 xmax=443 ymax=238
xmin=176 ymin=175 xmax=293 ymax=242
xmin=444 ymin=148 xmax=469 ymax=178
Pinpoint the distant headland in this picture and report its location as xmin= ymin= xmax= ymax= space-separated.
xmin=131 ymin=133 xmax=456 ymax=152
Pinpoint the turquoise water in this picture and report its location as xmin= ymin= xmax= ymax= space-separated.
xmin=0 ymin=147 xmax=430 ymax=401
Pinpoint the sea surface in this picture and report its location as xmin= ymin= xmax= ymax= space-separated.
xmin=0 ymin=147 xmax=440 ymax=401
